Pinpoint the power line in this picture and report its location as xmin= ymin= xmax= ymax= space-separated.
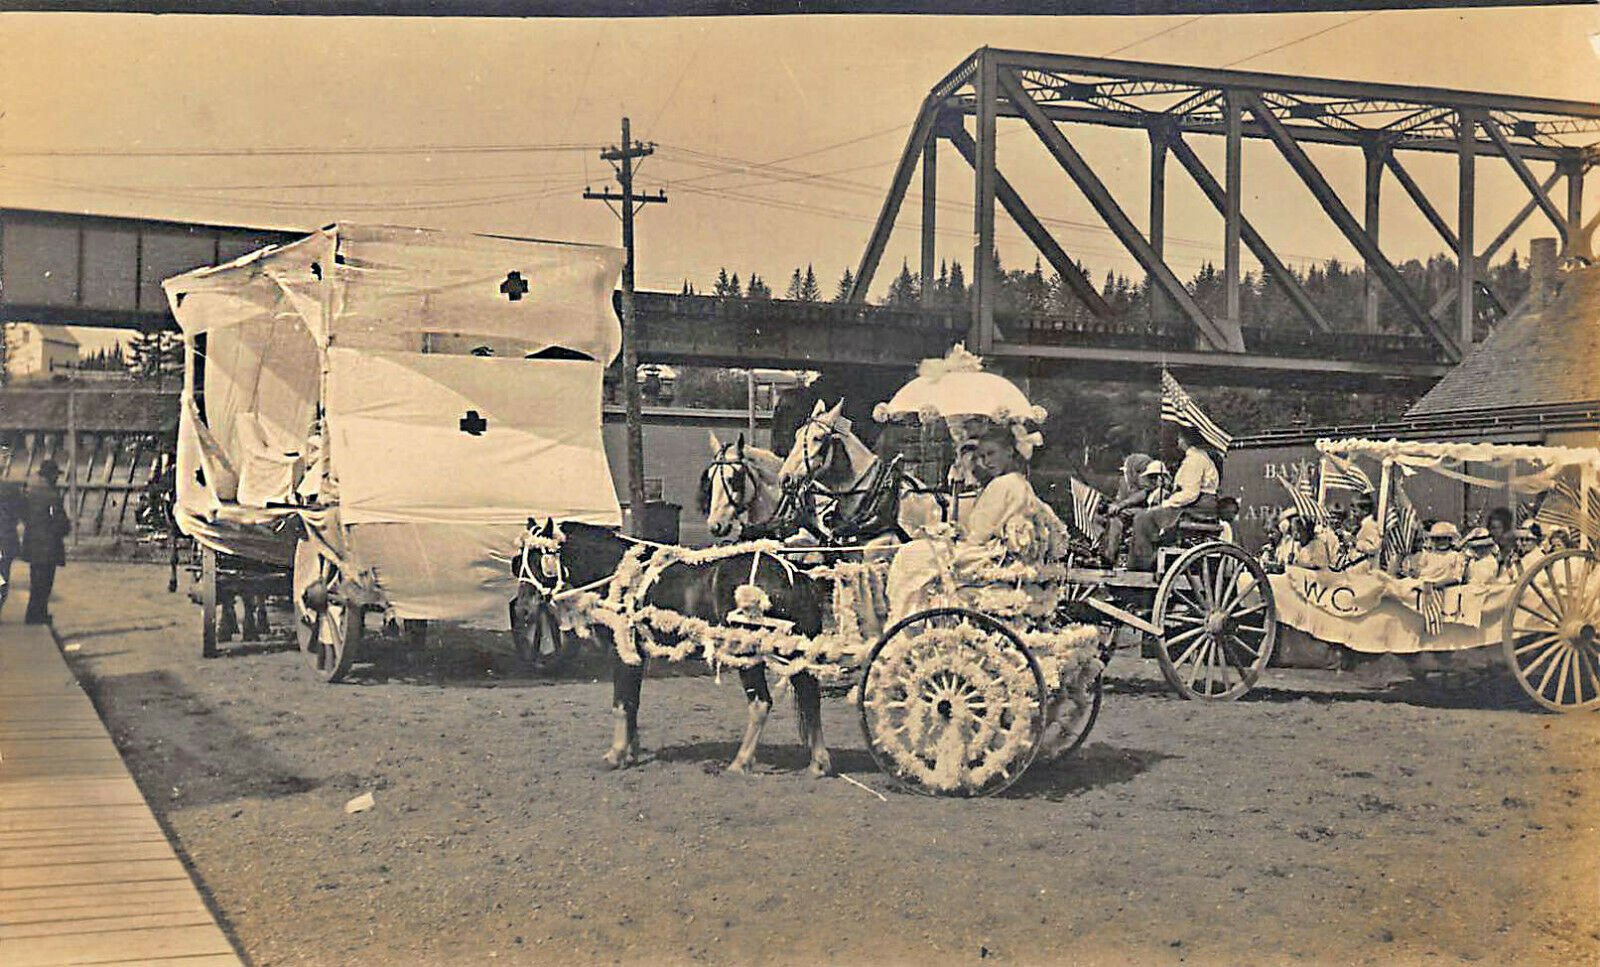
xmin=1099 ymin=16 xmax=1205 ymax=58
xmin=1220 ymin=13 xmax=1376 ymax=69
xmin=0 ymin=142 xmax=600 ymax=159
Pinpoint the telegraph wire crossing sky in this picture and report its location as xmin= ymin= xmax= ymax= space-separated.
xmin=1 ymin=8 xmax=1597 ymax=308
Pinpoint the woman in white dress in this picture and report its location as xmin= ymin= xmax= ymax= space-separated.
xmin=885 ymin=428 xmax=1068 ymax=623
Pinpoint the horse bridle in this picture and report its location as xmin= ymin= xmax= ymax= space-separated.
xmin=796 ymin=417 xmax=845 ymax=483
xmin=516 ymin=533 xmax=567 ymax=598
xmin=709 ymin=448 xmax=757 ymax=521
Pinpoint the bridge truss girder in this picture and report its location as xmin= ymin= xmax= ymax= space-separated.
xmin=849 ymin=48 xmax=1600 ymax=366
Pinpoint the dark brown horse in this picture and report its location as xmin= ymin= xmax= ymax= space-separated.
xmin=511 ymin=520 xmax=832 ymax=776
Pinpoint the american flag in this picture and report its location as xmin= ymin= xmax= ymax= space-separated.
xmin=1068 ymin=478 xmax=1106 ymax=543
xmin=1278 ymin=473 xmax=1327 ymax=525
xmin=1537 ymin=475 xmax=1600 ymax=541
xmin=1381 ymin=479 xmax=1420 ymax=571
xmin=1418 ymin=585 xmax=1445 ymax=636
xmin=1160 ymin=371 xmax=1232 ymax=454
xmin=1319 ymin=452 xmax=1374 ymax=494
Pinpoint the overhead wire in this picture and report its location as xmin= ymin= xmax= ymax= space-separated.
xmin=1219 ymin=13 xmax=1377 ymax=70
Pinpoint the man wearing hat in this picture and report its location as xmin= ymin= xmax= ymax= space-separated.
xmin=22 ymin=459 xmax=70 ymax=625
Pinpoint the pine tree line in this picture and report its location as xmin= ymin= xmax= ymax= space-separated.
xmin=695 ymin=249 xmax=1535 ymax=337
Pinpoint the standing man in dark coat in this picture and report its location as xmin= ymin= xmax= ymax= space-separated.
xmin=22 ymin=459 xmax=69 ymax=625
xmin=0 ymin=480 xmax=23 ymax=621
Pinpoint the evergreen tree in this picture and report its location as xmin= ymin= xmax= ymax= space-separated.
xmin=730 ymin=272 xmax=742 ymax=298
xmin=785 ymin=267 xmax=805 ymax=301
xmin=745 ymin=273 xmax=771 ymax=300
xmin=946 ymin=261 xmax=966 ymax=306
xmin=799 ymin=264 xmax=821 ymax=302
xmin=713 ymin=268 xmax=736 ymax=297
xmin=833 ymin=267 xmax=855 ymax=303
xmin=884 ymin=259 xmax=920 ymax=307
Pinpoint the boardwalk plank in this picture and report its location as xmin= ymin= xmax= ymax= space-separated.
xmin=0 ymin=625 xmax=241 ymax=966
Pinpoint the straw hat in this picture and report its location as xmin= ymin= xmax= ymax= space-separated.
xmin=1427 ymin=521 xmax=1461 ymax=541
xmin=1141 ymin=461 xmax=1166 ymax=478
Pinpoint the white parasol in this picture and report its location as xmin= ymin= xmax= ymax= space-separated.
xmin=875 ymin=345 xmax=1047 ymax=457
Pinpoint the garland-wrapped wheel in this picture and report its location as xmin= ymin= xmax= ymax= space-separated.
xmin=293 ymin=538 xmax=362 ymax=684
xmin=1153 ymin=542 xmax=1277 ymax=701
xmin=857 ymin=607 xmax=1046 ymax=797
xmin=1501 ymin=549 xmax=1600 ymax=713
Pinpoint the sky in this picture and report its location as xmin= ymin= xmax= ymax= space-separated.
xmin=1 ymin=7 xmax=1598 ymax=353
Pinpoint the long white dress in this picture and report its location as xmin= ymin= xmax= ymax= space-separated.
xmin=884 ymin=472 xmax=1067 ymax=624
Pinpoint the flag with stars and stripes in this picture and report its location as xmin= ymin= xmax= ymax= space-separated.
xmin=1381 ymin=479 xmax=1420 ymax=571
xmin=1279 ymin=473 xmax=1327 ymax=526
xmin=1319 ymin=452 xmax=1374 ymax=494
xmin=1160 ymin=371 xmax=1232 ymax=454
xmin=1068 ymin=478 xmax=1106 ymax=543
xmin=1418 ymin=584 xmax=1446 ymax=636
xmin=1537 ymin=475 xmax=1600 ymax=541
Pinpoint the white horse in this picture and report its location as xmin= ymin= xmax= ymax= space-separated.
xmin=701 ymin=432 xmax=789 ymax=540
xmin=778 ymin=399 xmax=945 ymax=542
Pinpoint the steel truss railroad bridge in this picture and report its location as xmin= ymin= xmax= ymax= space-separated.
xmin=3 ymin=50 xmax=1597 ymax=393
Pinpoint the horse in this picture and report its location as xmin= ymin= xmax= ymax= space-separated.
xmin=778 ymin=398 xmax=945 ymax=542
xmin=510 ymin=518 xmax=833 ymax=777
xmin=698 ymin=432 xmax=789 ymax=541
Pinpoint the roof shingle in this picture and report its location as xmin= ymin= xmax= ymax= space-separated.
xmin=1407 ymin=266 xmax=1600 ymax=417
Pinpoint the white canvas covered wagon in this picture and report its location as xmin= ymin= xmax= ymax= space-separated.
xmin=164 ymin=223 xmax=624 ymax=680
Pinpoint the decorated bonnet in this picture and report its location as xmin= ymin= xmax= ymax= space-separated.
xmin=874 ymin=344 xmax=1048 ymax=460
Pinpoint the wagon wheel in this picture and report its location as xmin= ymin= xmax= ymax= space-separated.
xmin=1501 ymin=548 xmax=1600 ymax=713
xmin=1043 ymin=671 xmax=1103 ymax=762
xmin=857 ymin=607 xmax=1046 ymax=797
xmin=514 ymin=602 xmax=580 ymax=672
xmin=1153 ymin=542 xmax=1277 ymax=701
xmin=292 ymin=539 xmax=362 ymax=683
xmin=199 ymin=546 xmax=219 ymax=659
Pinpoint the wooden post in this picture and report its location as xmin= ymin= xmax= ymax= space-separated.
xmin=66 ymin=386 xmax=78 ymax=545
xmin=1376 ymin=458 xmax=1393 ymax=573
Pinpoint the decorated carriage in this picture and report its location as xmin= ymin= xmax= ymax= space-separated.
xmin=525 ymin=348 xmax=1110 ymax=796
xmin=163 ymin=223 xmax=625 ymax=680
xmin=1261 ymin=437 xmax=1600 ymax=713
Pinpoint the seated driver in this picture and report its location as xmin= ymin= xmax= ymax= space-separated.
xmin=1129 ymin=428 xmax=1219 ymax=570
xmin=885 ymin=426 xmax=1067 ymax=622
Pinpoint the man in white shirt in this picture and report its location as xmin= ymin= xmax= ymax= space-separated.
xmin=1344 ymin=490 xmax=1381 ymax=570
xmin=1129 ymin=428 xmax=1220 ymax=569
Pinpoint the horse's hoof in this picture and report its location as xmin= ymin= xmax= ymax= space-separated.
xmin=808 ymin=755 xmax=834 ymax=779
xmin=600 ymin=750 xmax=627 ymax=770
xmin=725 ymin=760 xmax=752 ymax=776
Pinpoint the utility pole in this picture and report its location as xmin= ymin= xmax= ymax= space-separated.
xmin=585 ymin=118 xmax=667 ymax=537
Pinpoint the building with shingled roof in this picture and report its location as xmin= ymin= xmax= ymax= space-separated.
xmin=1404 ymin=261 xmax=1600 ymax=449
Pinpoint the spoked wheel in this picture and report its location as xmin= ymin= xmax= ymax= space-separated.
xmin=1044 ymin=671 xmax=1103 ymax=761
xmin=1153 ymin=542 xmax=1277 ymax=701
xmin=1501 ymin=549 xmax=1600 ymax=713
xmin=293 ymin=539 xmax=362 ymax=683
xmin=857 ymin=607 xmax=1046 ymax=797
xmin=514 ymin=601 xmax=580 ymax=672
xmin=199 ymin=547 xmax=219 ymax=659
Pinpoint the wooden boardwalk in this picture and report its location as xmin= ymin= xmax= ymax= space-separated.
xmin=1 ymin=622 xmax=242 ymax=967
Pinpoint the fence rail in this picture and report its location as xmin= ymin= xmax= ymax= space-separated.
xmin=0 ymin=386 xmax=177 ymax=541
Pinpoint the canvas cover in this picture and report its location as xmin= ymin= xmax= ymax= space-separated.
xmin=163 ymin=223 xmax=624 ymax=622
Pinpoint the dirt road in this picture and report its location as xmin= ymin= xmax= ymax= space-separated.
xmin=25 ymin=562 xmax=1600 ymax=966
